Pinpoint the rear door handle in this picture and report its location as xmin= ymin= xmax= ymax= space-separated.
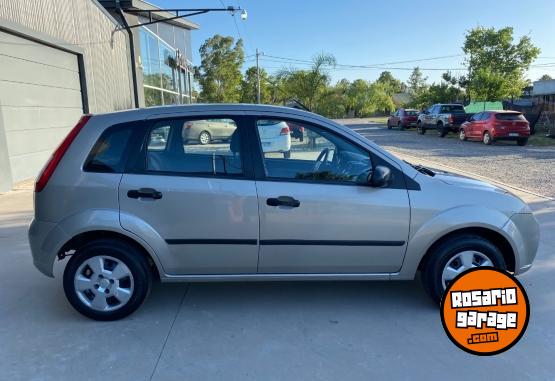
xmin=127 ymin=188 xmax=163 ymax=200
xmin=266 ymin=196 xmax=300 ymax=208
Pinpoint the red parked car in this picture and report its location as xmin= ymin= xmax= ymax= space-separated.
xmin=459 ymin=110 xmax=530 ymax=146
xmin=387 ymin=108 xmax=419 ymax=130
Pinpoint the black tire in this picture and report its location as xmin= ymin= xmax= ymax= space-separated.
xmin=517 ymin=138 xmax=528 ymax=146
xmin=63 ymin=239 xmax=152 ymax=321
xmin=421 ymin=234 xmax=506 ymax=304
xmin=387 ymin=122 xmax=392 ymax=130
xmin=459 ymin=129 xmax=467 ymax=141
xmin=417 ymin=122 xmax=426 ymax=135
xmin=398 ymin=121 xmax=404 ymax=130
xmin=483 ymin=131 xmax=493 ymax=145
xmin=199 ymin=130 xmax=211 ymax=145
xmin=437 ymin=124 xmax=447 ymax=138
xmin=284 ymin=150 xmax=291 ymax=159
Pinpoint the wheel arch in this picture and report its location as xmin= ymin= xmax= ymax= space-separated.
xmin=416 ymin=227 xmax=515 ymax=273
xmin=59 ymin=230 xmax=161 ymax=280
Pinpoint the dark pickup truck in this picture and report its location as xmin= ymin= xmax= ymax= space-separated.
xmin=416 ymin=104 xmax=474 ymax=137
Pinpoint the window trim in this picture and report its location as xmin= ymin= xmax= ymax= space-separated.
xmin=246 ymin=115 xmax=410 ymax=190
xmin=127 ymin=115 xmax=255 ymax=180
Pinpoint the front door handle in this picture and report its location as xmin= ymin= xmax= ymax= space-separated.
xmin=127 ymin=188 xmax=163 ymax=200
xmin=267 ymin=196 xmax=300 ymax=208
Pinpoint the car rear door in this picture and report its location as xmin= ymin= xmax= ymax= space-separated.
xmin=250 ymin=115 xmax=410 ymax=274
xmin=118 ymin=113 xmax=259 ymax=275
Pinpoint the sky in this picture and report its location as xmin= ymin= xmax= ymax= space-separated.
xmin=153 ymin=0 xmax=555 ymax=85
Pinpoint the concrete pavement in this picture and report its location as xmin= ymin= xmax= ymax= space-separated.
xmin=0 ymin=176 xmax=554 ymax=379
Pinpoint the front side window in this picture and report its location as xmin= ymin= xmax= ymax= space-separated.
xmin=255 ymin=119 xmax=371 ymax=183
xmin=145 ymin=118 xmax=242 ymax=176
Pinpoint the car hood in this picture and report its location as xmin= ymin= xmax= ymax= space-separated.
xmin=435 ymin=171 xmax=508 ymax=194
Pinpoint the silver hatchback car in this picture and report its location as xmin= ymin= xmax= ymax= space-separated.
xmin=29 ymin=104 xmax=540 ymax=320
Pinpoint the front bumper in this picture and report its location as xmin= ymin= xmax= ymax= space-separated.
xmin=502 ymin=213 xmax=540 ymax=274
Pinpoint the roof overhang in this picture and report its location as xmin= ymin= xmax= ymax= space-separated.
xmin=98 ymin=0 xmax=200 ymax=30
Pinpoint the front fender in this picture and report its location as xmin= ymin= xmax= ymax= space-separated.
xmin=395 ymin=205 xmax=516 ymax=279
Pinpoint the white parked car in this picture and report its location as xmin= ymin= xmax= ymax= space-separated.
xmin=257 ymin=119 xmax=292 ymax=158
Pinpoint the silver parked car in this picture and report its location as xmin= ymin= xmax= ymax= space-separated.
xmin=182 ymin=118 xmax=237 ymax=145
xmin=29 ymin=104 xmax=540 ymax=320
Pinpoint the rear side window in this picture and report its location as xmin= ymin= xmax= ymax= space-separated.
xmin=84 ymin=125 xmax=134 ymax=173
xmin=144 ymin=118 xmax=243 ymax=176
xmin=495 ymin=113 xmax=526 ymax=121
xmin=405 ymin=110 xmax=418 ymax=116
xmin=440 ymin=105 xmax=465 ymax=113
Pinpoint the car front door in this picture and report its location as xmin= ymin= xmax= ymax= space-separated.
xmin=468 ymin=112 xmax=481 ymax=138
xmin=119 ymin=114 xmax=259 ymax=275
xmin=250 ymin=116 xmax=410 ymax=274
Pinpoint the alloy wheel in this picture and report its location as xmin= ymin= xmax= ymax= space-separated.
xmin=199 ymin=131 xmax=210 ymax=145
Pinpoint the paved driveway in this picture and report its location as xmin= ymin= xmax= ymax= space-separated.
xmin=342 ymin=121 xmax=555 ymax=198
xmin=1 ymin=127 xmax=554 ymax=380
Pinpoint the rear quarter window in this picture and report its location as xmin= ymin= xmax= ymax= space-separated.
xmin=84 ymin=125 xmax=134 ymax=173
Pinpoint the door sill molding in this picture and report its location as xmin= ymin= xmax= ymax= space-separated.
xmin=160 ymin=272 xmax=393 ymax=282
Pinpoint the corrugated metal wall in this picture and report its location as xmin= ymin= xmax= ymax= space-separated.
xmin=0 ymin=0 xmax=134 ymax=113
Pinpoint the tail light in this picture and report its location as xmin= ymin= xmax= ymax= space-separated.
xmin=35 ymin=114 xmax=92 ymax=192
xmin=280 ymin=126 xmax=290 ymax=135
xmin=185 ymin=123 xmax=193 ymax=129
xmin=448 ymin=115 xmax=454 ymax=123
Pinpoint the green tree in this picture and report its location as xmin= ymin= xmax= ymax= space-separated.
xmin=277 ymin=53 xmax=336 ymax=111
xmin=463 ymin=26 xmax=540 ymax=101
xmin=240 ymin=66 xmax=271 ymax=103
xmin=377 ymin=71 xmax=405 ymax=94
xmin=539 ymin=74 xmax=553 ymax=81
xmin=194 ymin=35 xmax=244 ymax=103
xmin=407 ymin=67 xmax=428 ymax=96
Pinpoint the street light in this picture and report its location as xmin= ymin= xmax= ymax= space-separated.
xmin=240 ymin=9 xmax=248 ymax=21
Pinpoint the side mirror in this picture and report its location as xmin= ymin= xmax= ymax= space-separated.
xmin=370 ymin=165 xmax=391 ymax=188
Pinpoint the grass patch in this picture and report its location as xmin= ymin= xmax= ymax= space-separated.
xmin=367 ymin=116 xmax=389 ymax=124
xmin=528 ymin=134 xmax=555 ymax=146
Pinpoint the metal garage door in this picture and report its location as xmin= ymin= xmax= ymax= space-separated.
xmin=0 ymin=30 xmax=83 ymax=191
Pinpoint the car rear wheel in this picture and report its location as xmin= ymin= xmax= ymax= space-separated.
xmin=517 ymin=138 xmax=528 ymax=146
xmin=199 ymin=130 xmax=211 ymax=145
xmin=63 ymin=239 xmax=152 ymax=321
xmin=421 ymin=234 xmax=506 ymax=304
xmin=459 ymin=129 xmax=467 ymax=141
xmin=398 ymin=121 xmax=404 ymax=130
xmin=283 ymin=150 xmax=291 ymax=159
xmin=417 ymin=122 xmax=426 ymax=135
xmin=483 ymin=131 xmax=493 ymax=145
xmin=387 ymin=121 xmax=392 ymax=130
xmin=437 ymin=124 xmax=447 ymax=138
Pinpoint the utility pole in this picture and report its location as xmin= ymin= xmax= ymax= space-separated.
xmin=256 ymin=48 xmax=262 ymax=104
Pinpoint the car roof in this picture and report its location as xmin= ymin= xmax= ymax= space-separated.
xmin=93 ymin=103 xmax=318 ymax=120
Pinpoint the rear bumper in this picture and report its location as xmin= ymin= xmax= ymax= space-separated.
xmin=28 ymin=218 xmax=69 ymax=277
xmin=492 ymin=132 xmax=530 ymax=139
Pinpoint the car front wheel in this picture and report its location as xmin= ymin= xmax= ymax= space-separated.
xmin=421 ymin=234 xmax=506 ymax=304
xmin=459 ymin=129 xmax=467 ymax=141
xmin=417 ymin=123 xmax=426 ymax=135
xmin=483 ymin=131 xmax=493 ymax=145
xmin=63 ymin=239 xmax=152 ymax=321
